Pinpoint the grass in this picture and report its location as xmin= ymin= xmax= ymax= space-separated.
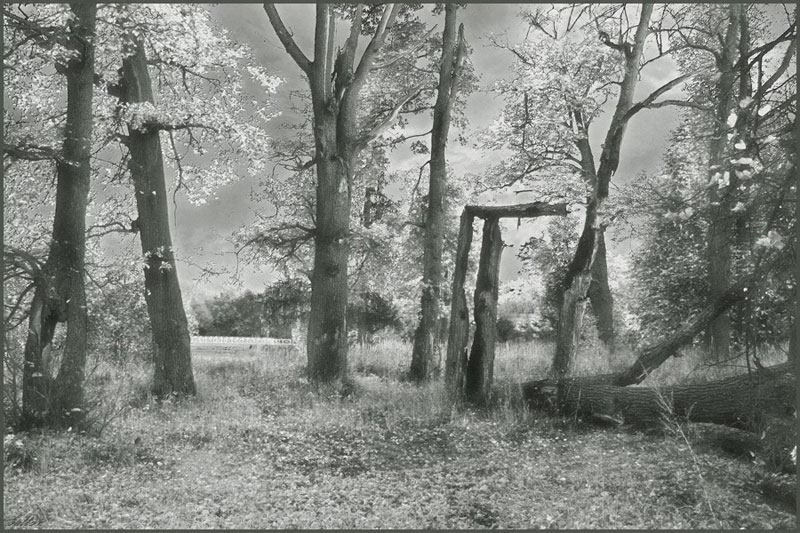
xmin=3 ymin=339 xmax=795 ymax=529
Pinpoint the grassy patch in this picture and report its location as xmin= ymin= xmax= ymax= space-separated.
xmin=3 ymin=341 xmax=794 ymax=529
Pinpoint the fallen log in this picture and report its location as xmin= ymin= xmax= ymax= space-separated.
xmin=524 ymin=362 xmax=795 ymax=431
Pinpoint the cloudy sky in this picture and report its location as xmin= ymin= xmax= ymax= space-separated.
xmin=170 ymin=3 xmax=681 ymax=301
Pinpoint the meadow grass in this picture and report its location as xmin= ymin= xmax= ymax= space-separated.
xmin=3 ymin=339 xmax=795 ymax=529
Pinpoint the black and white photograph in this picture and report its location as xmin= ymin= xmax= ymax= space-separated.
xmin=3 ymin=2 xmax=797 ymax=528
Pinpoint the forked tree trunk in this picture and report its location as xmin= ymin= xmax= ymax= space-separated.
xmin=464 ymin=218 xmax=503 ymax=405
xmin=410 ymin=5 xmax=466 ymax=382
xmin=20 ymin=3 xmax=96 ymax=429
xmin=118 ymin=40 xmax=196 ymax=398
xmin=265 ymin=3 xmax=400 ymax=384
xmin=552 ymin=4 xmax=653 ymax=378
xmin=444 ymin=210 xmax=474 ymax=398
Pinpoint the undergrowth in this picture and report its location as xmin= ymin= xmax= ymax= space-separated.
xmin=3 ymin=340 xmax=795 ymax=529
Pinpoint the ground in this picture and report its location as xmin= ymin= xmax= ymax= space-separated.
xmin=3 ymin=340 xmax=796 ymax=529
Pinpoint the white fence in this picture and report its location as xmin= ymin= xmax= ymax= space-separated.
xmin=191 ymin=336 xmax=298 ymax=355
xmin=191 ymin=336 xmax=296 ymax=346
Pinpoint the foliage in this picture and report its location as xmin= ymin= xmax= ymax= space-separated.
xmin=193 ymin=291 xmax=269 ymax=338
xmin=622 ymin=4 xmax=797 ymax=347
xmin=347 ymin=291 xmax=403 ymax=342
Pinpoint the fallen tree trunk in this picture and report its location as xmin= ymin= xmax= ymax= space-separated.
xmin=529 ymin=281 xmax=749 ymax=390
xmin=524 ymin=362 xmax=795 ymax=431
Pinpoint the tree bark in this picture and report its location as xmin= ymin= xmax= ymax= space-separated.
xmin=410 ymin=5 xmax=465 ymax=383
xmin=705 ymin=4 xmax=743 ymax=361
xmin=117 ymin=40 xmax=196 ymax=398
xmin=465 ymin=217 xmax=503 ymax=405
xmin=552 ymin=4 xmax=653 ymax=378
xmin=265 ymin=4 xmax=400 ymax=384
xmin=588 ymin=231 xmax=615 ymax=348
xmin=526 ymin=362 xmax=794 ymax=431
xmin=20 ymin=3 xmax=96 ymax=429
xmin=525 ymin=280 xmax=748 ymax=398
xmin=444 ymin=210 xmax=474 ymax=398
xmin=446 ymin=202 xmax=567 ymax=401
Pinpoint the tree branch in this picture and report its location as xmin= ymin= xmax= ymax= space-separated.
xmin=263 ymin=3 xmax=312 ymax=74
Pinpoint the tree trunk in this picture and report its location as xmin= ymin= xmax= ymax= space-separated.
xmin=265 ymin=3 xmax=400 ymax=385
xmin=411 ymin=5 xmax=465 ymax=382
xmin=527 ymin=362 xmax=794 ymax=431
xmin=588 ymin=231 xmax=615 ymax=348
xmin=705 ymin=4 xmax=743 ymax=362
xmin=465 ymin=217 xmax=503 ymax=405
xmin=444 ymin=210 xmax=474 ymax=398
xmin=525 ymin=280 xmax=748 ymax=399
xmin=446 ymin=202 xmax=567 ymax=400
xmin=552 ymin=4 xmax=653 ymax=378
xmin=20 ymin=3 xmax=96 ymax=430
xmin=118 ymin=40 xmax=196 ymax=398
xmin=306 ymin=150 xmax=351 ymax=383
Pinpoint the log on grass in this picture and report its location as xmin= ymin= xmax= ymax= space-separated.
xmin=525 ymin=362 xmax=795 ymax=430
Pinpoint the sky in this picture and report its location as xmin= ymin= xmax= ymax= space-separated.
xmin=167 ymin=3 xmax=682 ymax=302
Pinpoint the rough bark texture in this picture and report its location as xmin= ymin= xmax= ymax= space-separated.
xmin=464 ymin=218 xmax=503 ymax=405
xmin=118 ymin=40 xmax=196 ymax=398
xmin=552 ymin=4 xmax=653 ymax=378
xmin=705 ymin=4 xmax=742 ymax=361
xmin=410 ymin=6 xmax=465 ymax=382
xmin=587 ymin=232 xmax=615 ymax=348
xmin=524 ymin=281 xmax=748 ymax=403
xmin=20 ymin=4 xmax=96 ymax=429
xmin=526 ymin=362 xmax=794 ymax=431
xmin=265 ymin=4 xmax=399 ymax=384
xmin=444 ymin=211 xmax=474 ymax=398
xmin=445 ymin=202 xmax=568 ymax=400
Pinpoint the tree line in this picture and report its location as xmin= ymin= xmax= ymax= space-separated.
xmin=3 ymin=3 xmax=796 ymax=430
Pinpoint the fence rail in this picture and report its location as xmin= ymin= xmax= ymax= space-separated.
xmin=191 ymin=336 xmax=296 ymax=346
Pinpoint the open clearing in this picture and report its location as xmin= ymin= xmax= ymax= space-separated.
xmin=3 ymin=341 xmax=795 ymax=529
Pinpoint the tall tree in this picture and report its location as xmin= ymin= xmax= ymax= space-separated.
xmin=409 ymin=3 xmax=467 ymax=382
xmin=704 ymin=4 xmax=743 ymax=360
xmin=264 ymin=4 xmax=423 ymax=383
xmin=551 ymin=4 xmax=654 ymax=377
xmin=112 ymin=38 xmax=196 ymax=397
xmin=6 ymin=4 xmax=97 ymax=428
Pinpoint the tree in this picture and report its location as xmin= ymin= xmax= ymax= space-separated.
xmin=409 ymin=3 xmax=468 ymax=382
xmin=112 ymin=37 xmax=196 ymax=397
xmin=623 ymin=4 xmax=796 ymax=356
xmin=264 ymin=4 xmax=426 ymax=384
xmin=4 ymin=4 xmax=97 ymax=428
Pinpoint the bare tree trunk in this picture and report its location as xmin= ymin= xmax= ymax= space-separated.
xmin=306 ymin=149 xmax=351 ymax=382
xmin=21 ymin=3 xmax=96 ymax=429
xmin=526 ymin=280 xmax=749 ymax=399
xmin=588 ymin=232 xmax=615 ymax=348
xmin=446 ymin=202 xmax=567 ymax=401
xmin=265 ymin=3 xmax=400 ymax=384
xmin=411 ymin=5 xmax=466 ymax=382
xmin=552 ymin=4 xmax=653 ymax=378
xmin=705 ymin=4 xmax=743 ymax=361
xmin=444 ymin=210 xmax=474 ymax=398
xmin=117 ymin=40 xmax=196 ymax=398
xmin=527 ymin=362 xmax=794 ymax=431
xmin=465 ymin=218 xmax=503 ymax=405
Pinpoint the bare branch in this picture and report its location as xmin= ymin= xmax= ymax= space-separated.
xmin=263 ymin=4 xmax=312 ymax=74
